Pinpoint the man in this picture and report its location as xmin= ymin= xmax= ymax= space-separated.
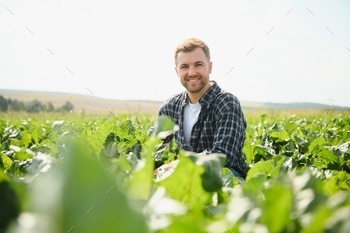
xmin=157 ymin=38 xmax=247 ymax=178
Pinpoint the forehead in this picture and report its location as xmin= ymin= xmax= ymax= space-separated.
xmin=176 ymin=47 xmax=208 ymax=65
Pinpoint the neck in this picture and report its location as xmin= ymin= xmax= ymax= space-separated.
xmin=187 ymin=82 xmax=212 ymax=104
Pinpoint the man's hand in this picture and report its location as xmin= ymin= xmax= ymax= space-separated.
xmin=153 ymin=160 xmax=179 ymax=181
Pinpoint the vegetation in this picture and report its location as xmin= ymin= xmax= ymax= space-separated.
xmin=0 ymin=95 xmax=74 ymax=113
xmin=0 ymin=110 xmax=349 ymax=233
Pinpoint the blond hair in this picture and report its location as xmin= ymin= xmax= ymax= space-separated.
xmin=174 ymin=38 xmax=211 ymax=63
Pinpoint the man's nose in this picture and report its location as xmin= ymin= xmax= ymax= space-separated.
xmin=188 ymin=65 xmax=197 ymax=76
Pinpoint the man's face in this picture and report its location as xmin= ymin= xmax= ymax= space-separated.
xmin=175 ymin=47 xmax=212 ymax=94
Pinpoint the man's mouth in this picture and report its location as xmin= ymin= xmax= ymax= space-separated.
xmin=187 ymin=77 xmax=200 ymax=82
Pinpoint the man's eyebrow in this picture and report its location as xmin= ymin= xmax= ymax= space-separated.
xmin=177 ymin=60 xmax=204 ymax=67
xmin=178 ymin=63 xmax=188 ymax=67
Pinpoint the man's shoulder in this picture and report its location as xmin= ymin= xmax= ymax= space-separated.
xmin=214 ymin=89 xmax=241 ymax=105
xmin=162 ymin=92 xmax=184 ymax=105
xmin=210 ymin=81 xmax=240 ymax=102
xmin=208 ymin=87 xmax=244 ymax=115
xmin=159 ymin=92 xmax=185 ymax=113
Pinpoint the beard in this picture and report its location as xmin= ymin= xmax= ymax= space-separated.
xmin=181 ymin=76 xmax=209 ymax=94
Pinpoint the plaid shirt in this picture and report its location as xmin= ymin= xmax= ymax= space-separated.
xmin=158 ymin=80 xmax=247 ymax=176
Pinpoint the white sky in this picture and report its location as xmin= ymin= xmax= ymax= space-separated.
xmin=1 ymin=0 xmax=350 ymax=107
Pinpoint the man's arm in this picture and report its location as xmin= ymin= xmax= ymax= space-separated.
xmin=156 ymin=107 xmax=175 ymax=143
xmin=207 ymin=99 xmax=247 ymax=176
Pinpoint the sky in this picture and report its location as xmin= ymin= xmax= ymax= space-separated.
xmin=1 ymin=0 xmax=350 ymax=107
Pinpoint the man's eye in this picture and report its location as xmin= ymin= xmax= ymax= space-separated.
xmin=196 ymin=63 xmax=203 ymax=67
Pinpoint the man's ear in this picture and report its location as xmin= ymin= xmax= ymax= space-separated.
xmin=209 ymin=61 xmax=213 ymax=74
xmin=175 ymin=66 xmax=179 ymax=76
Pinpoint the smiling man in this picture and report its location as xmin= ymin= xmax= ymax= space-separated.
xmin=157 ymin=37 xmax=247 ymax=178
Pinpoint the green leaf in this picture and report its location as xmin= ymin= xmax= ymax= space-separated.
xmin=61 ymin=142 xmax=149 ymax=233
xmin=126 ymin=139 xmax=156 ymax=200
xmin=152 ymin=115 xmax=179 ymax=139
xmin=323 ymin=171 xmax=350 ymax=195
xmin=308 ymin=136 xmax=326 ymax=153
xmin=260 ymin=184 xmax=293 ymax=233
xmin=8 ymin=140 xmax=149 ymax=233
xmin=246 ymin=155 xmax=284 ymax=180
xmin=269 ymin=130 xmax=290 ymax=142
xmin=0 ymin=152 xmax=13 ymax=170
xmin=0 ymin=179 xmax=20 ymax=233
xmin=188 ymin=153 xmax=226 ymax=192
xmin=156 ymin=152 xmax=212 ymax=207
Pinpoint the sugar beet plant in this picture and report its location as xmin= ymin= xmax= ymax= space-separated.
xmin=0 ymin=112 xmax=350 ymax=233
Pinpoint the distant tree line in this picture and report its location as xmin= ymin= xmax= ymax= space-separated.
xmin=0 ymin=95 xmax=74 ymax=113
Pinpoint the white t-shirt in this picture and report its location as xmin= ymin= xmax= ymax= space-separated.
xmin=183 ymin=102 xmax=201 ymax=144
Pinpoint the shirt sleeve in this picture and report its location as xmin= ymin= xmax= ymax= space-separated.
xmin=156 ymin=100 xmax=175 ymax=143
xmin=207 ymin=96 xmax=247 ymax=175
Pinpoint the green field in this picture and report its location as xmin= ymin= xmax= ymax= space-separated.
xmin=1 ymin=110 xmax=350 ymax=233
